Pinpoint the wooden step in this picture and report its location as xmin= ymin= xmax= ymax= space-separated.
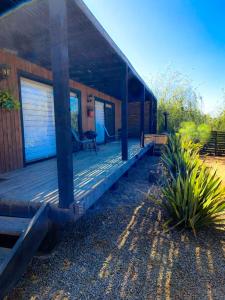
xmin=0 ymin=247 xmax=11 ymax=264
xmin=0 ymin=216 xmax=30 ymax=236
xmin=0 ymin=204 xmax=49 ymax=299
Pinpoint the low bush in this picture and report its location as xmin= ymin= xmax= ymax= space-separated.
xmin=178 ymin=121 xmax=211 ymax=145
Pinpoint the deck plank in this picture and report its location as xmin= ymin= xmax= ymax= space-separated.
xmin=0 ymin=216 xmax=30 ymax=236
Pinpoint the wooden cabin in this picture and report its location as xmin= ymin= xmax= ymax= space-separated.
xmin=0 ymin=0 xmax=157 ymax=296
xmin=0 ymin=48 xmax=156 ymax=174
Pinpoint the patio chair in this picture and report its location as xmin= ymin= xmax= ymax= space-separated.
xmin=104 ymin=126 xmax=120 ymax=143
xmin=72 ymin=129 xmax=97 ymax=152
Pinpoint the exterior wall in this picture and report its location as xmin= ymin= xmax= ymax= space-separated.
xmin=145 ymin=102 xmax=150 ymax=133
xmin=0 ymin=49 xmax=121 ymax=173
xmin=128 ymin=101 xmax=150 ymax=137
xmin=152 ymin=98 xmax=157 ymax=134
xmin=128 ymin=102 xmax=140 ymax=137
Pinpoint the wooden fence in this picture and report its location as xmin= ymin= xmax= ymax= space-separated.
xmin=202 ymin=131 xmax=225 ymax=156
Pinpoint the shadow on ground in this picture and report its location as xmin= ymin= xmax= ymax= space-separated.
xmin=8 ymin=156 xmax=225 ymax=300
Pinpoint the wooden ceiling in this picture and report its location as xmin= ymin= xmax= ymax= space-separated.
xmin=0 ymin=0 xmax=156 ymax=102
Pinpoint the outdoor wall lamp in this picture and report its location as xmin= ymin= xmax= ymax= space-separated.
xmin=0 ymin=64 xmax=11 ymax=80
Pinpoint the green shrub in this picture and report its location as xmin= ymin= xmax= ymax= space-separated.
xmin=178 ymin=121 xmax=211 ymax=145
xmin=160 ymin=135 xmax=225 ymax=234
xmin=178 ymin=121 xmax=197 ymax=142
xmin=197 ymin=123 xmax=211 ymax=144
xmin=161 ymin=135 xmax=200 ymax=180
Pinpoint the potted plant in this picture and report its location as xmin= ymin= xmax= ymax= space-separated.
xmin=0 ymin=90 xmax=20 ymax=110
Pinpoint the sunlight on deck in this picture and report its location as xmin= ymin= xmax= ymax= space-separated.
xmin=0 ymin=140 xmax=147 ymax=207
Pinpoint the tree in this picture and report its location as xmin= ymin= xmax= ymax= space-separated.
xmin=149 ymin=68 xmax=205 ymax=133
xmin=211 ymin=99 xmax=225 ymax=131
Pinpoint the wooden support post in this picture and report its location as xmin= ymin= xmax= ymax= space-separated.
xmin=49 ymin=0 xmax=74 ymax=209
xmin=121 ymin=65 xmax=128 ymax=161
xmin=140 ymin=85 xmax=145 ymax=147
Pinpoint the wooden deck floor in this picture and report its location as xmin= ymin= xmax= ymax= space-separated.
xmin=0 ymin=140 xmax=153 ymax=215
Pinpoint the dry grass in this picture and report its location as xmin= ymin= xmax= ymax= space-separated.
xmin=203 ymin=156 xmax=225 ymax=186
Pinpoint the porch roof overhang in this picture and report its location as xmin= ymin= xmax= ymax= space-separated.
xmin=0 ymin=0 xmax=156 ymax=102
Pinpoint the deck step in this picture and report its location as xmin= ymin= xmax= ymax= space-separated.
xmin=0 ymin=216 xmax=30 ymax=236
xmin=0 ymin=247 xmax=11 ymax=264
xmin=0 ymin=204 xmax=49 ymax=299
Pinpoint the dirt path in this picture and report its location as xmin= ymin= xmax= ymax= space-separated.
xmin=8 ymin=156 xmax=225 ymax=300
xmin=203 ymin=156 xmax=225 ymax=186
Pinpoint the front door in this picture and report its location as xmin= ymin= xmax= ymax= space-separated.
xmin=95 ymin=100 xmax=105 ymax=144
xmin=105 ymin=102 xmax=115 ymax=137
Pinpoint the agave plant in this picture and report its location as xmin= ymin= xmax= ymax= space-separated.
xmin=161 ymin=135 xmax=200 ymax=180
xmin=160 ymin=135 xmax=225 ymax=234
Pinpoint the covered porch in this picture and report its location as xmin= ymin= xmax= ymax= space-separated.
xmin=0 ymin=0 xmax=157 ymax=212
xmin=0 ymin=2 xmax=157 ymax=295
xmin=0 ymin=140 xmax=153 ymax=219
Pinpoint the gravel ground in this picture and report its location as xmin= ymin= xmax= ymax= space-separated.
xmin=7 ymin=155 xmax=225 ymax=300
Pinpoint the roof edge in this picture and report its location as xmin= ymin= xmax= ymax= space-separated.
xmin=74 ymin=0 xmax=156 ymax=100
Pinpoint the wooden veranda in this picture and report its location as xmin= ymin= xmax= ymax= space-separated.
xmin=0 ymin=1 xmax=157 ymax=296
xmin=0 ymin=140 xmax=154 ymax=219
xmin=0 ymin=0 xmax=157 ymax=210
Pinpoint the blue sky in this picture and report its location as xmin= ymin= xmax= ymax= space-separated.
xmin=84 ymin=0 xmax=225 ymax=115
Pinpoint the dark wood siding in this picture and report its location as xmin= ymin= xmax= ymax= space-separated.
xmin=128 ymin=102 xmax=140 ymax=137
xmin=0 ymin=110 xmax=24 ymax=173
xmin=145 ymin=101 xmax=150 ymax=133
xmin=0 ymin=66 xmax=23 ymax=173
xmin=152 ymin=98 xmax=157 ymax=134
xmin=128 ymin=101 xmax=150 ymax=137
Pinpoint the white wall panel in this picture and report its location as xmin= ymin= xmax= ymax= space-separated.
xmin=21 ymin=78 xmax=56 ymax=162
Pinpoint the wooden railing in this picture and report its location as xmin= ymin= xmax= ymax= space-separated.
xmin=145 ymin=134 xmax=168 ymax=145
xmin=145 ymin=134 xmax=168 ymax=156
xmin=145 ymin=132 xmax=225 ymax=157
